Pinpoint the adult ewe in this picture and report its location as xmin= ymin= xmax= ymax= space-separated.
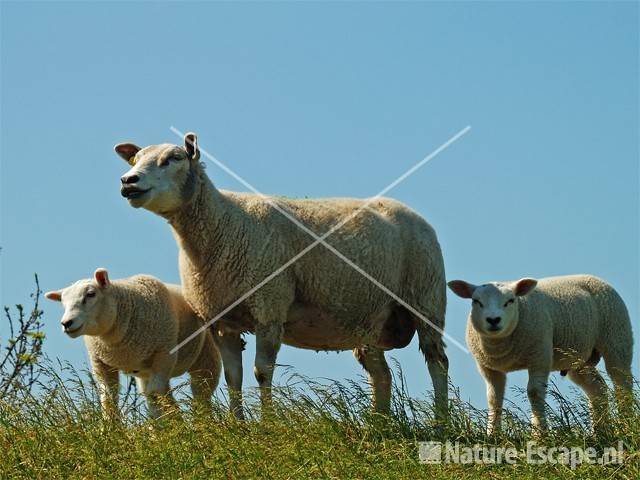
xmin=114 ymin=133 xmax=448 ymax=419
xmin=46 ymin=268 xmax=221 ymax=419
xmin=448 ymin=275 xmax=633 ymax=434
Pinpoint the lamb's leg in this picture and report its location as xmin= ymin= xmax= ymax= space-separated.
xmin=141 ymin=352 xmax=179 ymax=420
xmin=353 ymin=346 xmax=392 ymax=414
xmin=214 ymin=330 xmax=245 ymax=420
xmin=189 ymin=334 xmax=221 ymax=415
xmin=91 ymin=356 xmax=120 ymax=421
xmin=416 ymin=321 xmax=449 ymax=422
xmin=479 ymin=366 xmax=506 ymax=435
xmin=254 ymin=323 xmax=283 ymax=413
xmin=603 ymin=350 xmax=634 ymax=416
xmin=527 ymin=369 xmax=550 ymax=434
xmin=567 ymin=367 xmax=609 ymax=433
xmin=137 ymin=374 xmax=177 ymax=420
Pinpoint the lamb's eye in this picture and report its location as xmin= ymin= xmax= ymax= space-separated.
xmin=472 ymin=299 xmax=484 ymax=308
xmin=504 ymin=298 xmax=515 ymax=307
xmin=86 ymin=291 xmax=96 ymax=298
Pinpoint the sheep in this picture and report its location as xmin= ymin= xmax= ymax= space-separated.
xmin=448 ymin=274 xmax=634 ymax=434
xmin=113 ymin=132 xmax=449 ymax=420
xmin=45 ymin=268 xmax=221 ymax=420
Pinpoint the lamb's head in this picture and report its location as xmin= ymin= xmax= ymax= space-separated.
xmin=45 ymin=268 xmax=118 ymax=338
xmin=114 ymin=133 xmax=201 ymax=215
xmin=448 ymin=278 xmax=538 ymax=338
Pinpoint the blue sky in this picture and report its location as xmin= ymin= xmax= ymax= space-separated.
xmin=1 ymin=1 xmax=638 ymax=410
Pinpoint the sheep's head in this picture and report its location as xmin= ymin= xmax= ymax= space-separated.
xmin=45 ymin=268 xmax=117 ymax=338
xmin=448 ymin=278 xmax=538 ymax=338
xmin=114 ymin=133 xmax=200 ymax=215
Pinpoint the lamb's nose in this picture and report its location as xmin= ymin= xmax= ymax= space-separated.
xmin=121 ymin=174 xmax=139 ymax=184
xmin=61 ymin=319 xmax=75 ymax=329
xmin=486 ymin=317 xmax=502 ymax=326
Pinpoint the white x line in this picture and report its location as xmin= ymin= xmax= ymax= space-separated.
xmin=169 ymin=126 xmax=471 ymax=354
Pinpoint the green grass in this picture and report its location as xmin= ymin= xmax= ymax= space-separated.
xmin=1 ymin=363 xmax=639 ymax=479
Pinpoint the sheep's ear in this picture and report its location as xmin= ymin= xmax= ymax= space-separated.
xmin=447 ymin=280 xmax=477 ymax=299
xmin=94 ymin=268 xmax=111 ymax=288
xmin=45 ymin=291 xmax=62 ymax=302
xmin=513 ymin=278 xmax=537 ymax=296
xmin=184 ymin=132 xmax=200 ymax=161
xmin=114 ymin=143 xmax=141 ymax=165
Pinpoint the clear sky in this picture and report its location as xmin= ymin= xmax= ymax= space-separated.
xmin=1 ymin=1 xmax=638 ymax=410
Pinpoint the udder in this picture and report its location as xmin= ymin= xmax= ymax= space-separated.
xmin=282 ymin=303 xmax=416 ymax=351
xmin=282 ymin=303 xmax=374 ymax=350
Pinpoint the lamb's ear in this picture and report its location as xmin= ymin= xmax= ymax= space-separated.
xmin=45 ymin=291 xmax=62 ymax=302
xmin=94 ymin=268 xmax=111 ymax=288
xmin=184 ymin=132 xmax=200 ymax=161
xmin=114 ymin=143 xmax=141 ymax=165
xmin=513 ymin=278 xmax=537 ymax=296
xmin=447 ymin=280 xmax=477 ymax=299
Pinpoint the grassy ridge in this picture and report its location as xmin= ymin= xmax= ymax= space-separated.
xmin=1 ymin=364 xmax=639 ymax=479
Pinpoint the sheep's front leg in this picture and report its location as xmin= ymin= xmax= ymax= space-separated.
xmin=90 ymin=355 xmax=120 ymax=421
xmin=254 ymin=322 xmax=283 ymax=413
xmin=214 ymin=329 xmax=245 ymax=419
xmin=527 ymin=369 xmax=550 ymax=434
xmin=479 ymin=366 xmax=506 ymax=435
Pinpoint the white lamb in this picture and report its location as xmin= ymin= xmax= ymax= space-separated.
xmin=448 ymin=274 xmax=633 ymax=434
xmin=46 ymin=268 xmax=221 ymax=419
xmin=113 ymin=132 xmax=449 ymax=420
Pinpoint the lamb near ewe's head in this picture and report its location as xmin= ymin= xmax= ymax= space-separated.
xmin=46 ymin=268 xmax=221 ymax=420
xmin=115 ymin=133 xmax=200 ymax=214
xmin=447 ymin=278 xmax=537 ymax=338
xmin=45 ymin=268 xmax=116 ymax=338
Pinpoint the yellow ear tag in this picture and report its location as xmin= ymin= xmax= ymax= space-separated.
xmin=128 ymin=156 xmax=137 ymax=166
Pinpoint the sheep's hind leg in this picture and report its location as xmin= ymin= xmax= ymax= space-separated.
xmin=254 ymin=322 xmax=283 ymax=414
xmin=416 ymin=321 xmax=449 ymax=422
xmin=603 ymin=349 xmax=634 ymax=417
xmin=567 ymin=366 xmax=609 ymax=433
xmin=214 ymin=330 xmax=245 ymax=420
xmin=527 ymin=369 xmax=550 ymax=435
xmin=137 ymin=375 xmax=177 ymax=420
xmin=354 ymin=346 xmax=392 ymax=414
xmin=189 ymin=335 xmax=221 ymax=415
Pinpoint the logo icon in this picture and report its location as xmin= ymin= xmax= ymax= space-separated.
xmin=418 ymin=441 xmax=442 ymax=464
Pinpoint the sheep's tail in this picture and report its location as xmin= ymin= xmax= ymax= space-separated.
xmin=416 ymin=239 xmax=448 ymax=364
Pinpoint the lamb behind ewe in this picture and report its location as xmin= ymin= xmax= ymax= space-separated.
xmin=448 ymin=274 xmax=633 ymax=434
xmin=46 ymin=268 xmax=221 ymax=419
xmin=113 ymin=132 xmax=449 ymax=420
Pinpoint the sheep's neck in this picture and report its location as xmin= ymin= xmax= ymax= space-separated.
xmin=477 ymin=334 xmax=517 ymax=363
xmin=166 ymin=171 xmax=237 ymax=270
xmin=97 ymin=284 xmax=134 ymax=346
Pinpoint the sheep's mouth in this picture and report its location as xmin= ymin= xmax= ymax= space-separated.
xmin=121 ymin=187 xmax=151 ymax=199
xmin=64 ymin=325 xmax=83 ymax=335
xmin=486 ymin=325 xmax=502 ymax=333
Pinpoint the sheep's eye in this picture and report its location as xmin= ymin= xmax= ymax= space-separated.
xmin=160 ymin=156 xmax=180 ymax=167
xmin=472 ymin=299 xmax=483 ymax=308
xmin=504 ymin=298 xmax=515 ymax=307
xmin=86 ymin=291 xmax=96 ymax=298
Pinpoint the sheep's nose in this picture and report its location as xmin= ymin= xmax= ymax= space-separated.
xmin=486 ymin=317 xmax=501 ymax=326
xmin=120 ymin=174 xmax=139 ymax=185
xmin=61 ymin=319 xmax=75 ymax=329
